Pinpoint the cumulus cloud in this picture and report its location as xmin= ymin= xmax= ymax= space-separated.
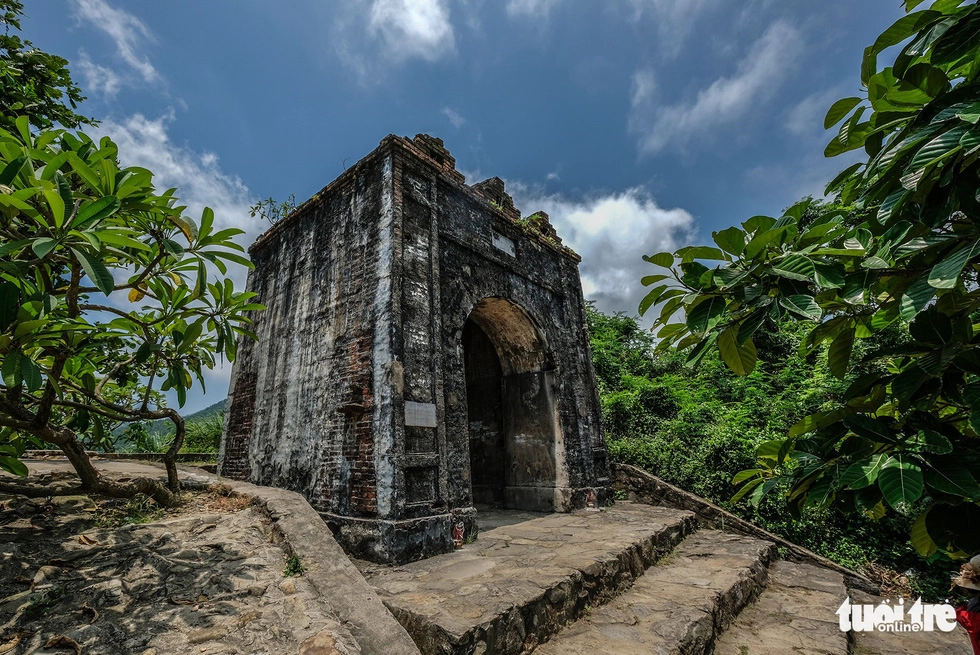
xmin=92 ymin=112 xmax=263 ymax=411
xmin=70 ymin=0 xmax=159 ymax=84
xmin=335 ymin=0 xmax=456 ymax=81
xmin=76 ymin=51 xmax=122 ymax=97
xmin=368 ymin=0 xmax=455 ymax=62
xmin=629 ymin=20 xmax=802 ymax=156
xmin=442 ymin=106 xmax=466 ymax=128
xmin=93 ymin=112 xmax=261 ymax=287
xmin=506 ymin=0 xmax=561 ymax=19
xmin=510 ymin=184 xmax=696 ymax=317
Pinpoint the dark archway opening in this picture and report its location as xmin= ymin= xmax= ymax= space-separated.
xmin=464 ymin=319 xmax=505 ymax=505
xmin=463 ymin=298 xmax=559 ymax=512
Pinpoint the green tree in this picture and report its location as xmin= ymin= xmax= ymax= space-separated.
xmin=640 ymin=0 xmax=980 ymax=559
xmin=0 ymin=0 xmax=94 ymax=130
xmin=0 ymin=119 xmax=259 ymax=505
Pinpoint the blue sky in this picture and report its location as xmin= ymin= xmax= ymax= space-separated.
xmin=26 ymin=0 xmax=905 ymax=412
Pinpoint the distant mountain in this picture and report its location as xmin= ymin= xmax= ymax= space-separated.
xmin=184 ymin=399 xmax=227 ymax=423
xmin=145 ymin=399 xmax=227 ymax=437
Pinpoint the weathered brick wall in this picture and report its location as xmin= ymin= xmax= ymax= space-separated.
xmin=434 ymin=173 xmax=610 ymax=505
xmin=219 ymin=150 xmax=393 ymax=519
xmin=221 ymin=134 xmax=609 ymax=561
xmin=389 ymin=151 xmax=444 ymax=520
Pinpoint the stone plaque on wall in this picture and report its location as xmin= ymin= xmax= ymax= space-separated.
xmin=405 ymin=401 xmax=437 ymax=428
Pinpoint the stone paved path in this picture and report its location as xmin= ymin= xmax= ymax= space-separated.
xmin=1 ymin=460 xmax=360 ymax=655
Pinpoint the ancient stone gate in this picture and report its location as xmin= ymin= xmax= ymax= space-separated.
xmin=219 ymin=134 xmax=610 ymax=563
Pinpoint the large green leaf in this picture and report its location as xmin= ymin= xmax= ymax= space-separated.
xmin=878 ymin=455 xmax=924 ymax=508
xmin=712 ymin=227 xmax=745 ymax=256
xmin=643 ymin=252 xmax=674 ymax=267
xmin=641 ymin=274 xmax=668 ymax=287
xmin=910 ymin=429 xmax=953 ymax=454
xmin=72 ymin=195 xmax=120 ymax=228
xmin=899 ymin=275 xmax=937 ymax=320
xmin=0 ymin=155 xmax=28 ymax=186
xmin=772 ymin=255 xmax=816 ymax=282
xmin=780 ymin=295 xmax=821 ymax=321
xmin=928 ymin=239 xmax=980 ymax=289
xmin=845 ymin=414 xmax=896 ymax=444
xmin=686 ymin=296 xmax=726 ymax=333
xmin=718 ymin=326 xmax=757 ymax=376
xmin=1 ymin=351 xmax=21 ymax=387
xmin=744 ymin=227 xmax=785 ymax=259
xmin=828 ymin=327 xmax=855 ymax=379
xmin=871 ymin=10 xmax=943 ymax=57
xmin=677 ymin=246 xmax=725 ymax=262
xmin=71 ymin=247 xmax=116 ymax=295
xmin=910 ymin=510 xmax=938 ymax=557
xmin=19 ymin=354 xmax=41 ymax=392
xmin=907 ymin=125 xmax=966 ymax=171
xmin=736 ymin=307 xmax=768 ymax=345
xmin=825 ymin=98 xmax=864 ymax=129
xmin=840 ymin=453 xmax=888 ymax=489
xmin=923 ymin=466 xmax=980 ymax=499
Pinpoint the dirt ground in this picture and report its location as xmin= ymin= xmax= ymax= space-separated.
xmin=0 ymin=471 xmax=347 ymax=655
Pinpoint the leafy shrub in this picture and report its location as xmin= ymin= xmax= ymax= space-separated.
xmin=588 ymin=305 xmax=952 ymax=600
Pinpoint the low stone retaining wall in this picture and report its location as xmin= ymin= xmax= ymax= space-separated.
xmin=612 ymin=463 xmax=878 ymax=593
xmin=26 ymin=450 xmax=217 ymax=462
xmin=223 ymin=476 xmax=421 ymax=655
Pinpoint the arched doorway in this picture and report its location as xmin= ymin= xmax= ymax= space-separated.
xmin=463 ymin=298 xmax=560 ymax=512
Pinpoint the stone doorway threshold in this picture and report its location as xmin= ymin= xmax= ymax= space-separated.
xmin=472 ymin=503 xmax=550 ymax=531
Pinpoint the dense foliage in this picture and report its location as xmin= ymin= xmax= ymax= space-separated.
xmin=639 ymin=0 xmax=980 ymax=559
xmin=0 ymin=121 xmax=258 ymax=504
xmin=0 ymin=0 xmax=92 ymax=130
xmin=0 ymin=1 xmax=255 ymax=504
xmin=589 ymin=304 xmax=952 ymax=598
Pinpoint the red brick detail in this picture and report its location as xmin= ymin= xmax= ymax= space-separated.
xmin=341 ymin=333 xmax=378 ymax=517
xmin=221 ymin=372 xmax=256 ymax=481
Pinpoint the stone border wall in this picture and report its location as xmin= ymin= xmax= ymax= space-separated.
xmin=612 ymin=463 xmax=879 ymax=593
xmin=180 ymin=465 xmax=422 ymax=655
xmin=26 ymin=450 xmax=216 ymax=462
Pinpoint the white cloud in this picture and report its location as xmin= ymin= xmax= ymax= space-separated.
xmin=76 ymin=51 xmax=122 ymax=97
xmin=93 ymin=112 xmax=264 ymax=412
xmin=70 ymin=0 xmax=159 ymax=84
xmin=93 ymin=112 xmax=261 ymax=286
xmin=629 ymin=20 xmax=802 ymax=156
xmin=784 ymin=88 xmax=840 ymax=137
xmin=334 ymin=0 xmax=456 ymax=81
xmin=510 ymin=184 xmax=696 ymax=317
xmin=442 ymin=106 xmax=466 ymax=128
xmin=368 ymin=0 xmax=455 ymax=62
xmin=627 ymin=0 xmax=717 ymax=55
xmin=506 ymin=0 xmax=561 ymax=18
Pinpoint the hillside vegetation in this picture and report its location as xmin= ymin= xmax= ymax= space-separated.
xmin=588 ymin=304 xmax=952 ymax=599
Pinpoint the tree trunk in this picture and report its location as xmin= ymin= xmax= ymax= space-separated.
xmin=50 ymin=426 xmax=180 ymax=507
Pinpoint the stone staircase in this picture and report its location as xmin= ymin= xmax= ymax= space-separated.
xmin=357 ymin=497 xmax=973 ymax=655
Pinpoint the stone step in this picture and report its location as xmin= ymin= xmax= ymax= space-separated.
xmin=534 ymin=530 xmax=777 ymax=655
xmin=848 ymin=590 xmax=975 ymax=655
xmin=358 ymin=503 xmax=698 ymax=655
xmin=713 ymin=560 xmax=849 ymax=655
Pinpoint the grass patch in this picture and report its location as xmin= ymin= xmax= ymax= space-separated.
xmin=95 ymin=494 xmax=164 ymax=528
xmin=284 ymin=555 xmax=305 ymax=577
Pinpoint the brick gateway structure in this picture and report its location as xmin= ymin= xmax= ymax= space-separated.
xmin=219 ymin=135 xmax=610 ymax=563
